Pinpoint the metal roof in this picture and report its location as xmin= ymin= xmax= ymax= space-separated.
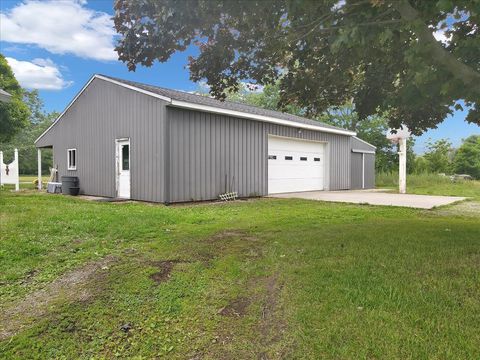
xmin=99 ymin=75 xmax=354 ymax=136
xmin=36 ymin=74 xmax=357 ymax=145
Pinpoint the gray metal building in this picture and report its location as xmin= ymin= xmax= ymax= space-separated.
xmin=35 ymin=74 xmax=376 ymax=203
xmin=350 ymin=137 xmax=376 ymax=189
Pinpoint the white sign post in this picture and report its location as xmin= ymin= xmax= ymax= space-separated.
xmin=0 ymin=149 xmax=20 ymax=191
xmin=387 ymin=126 xmax=411 ymax=194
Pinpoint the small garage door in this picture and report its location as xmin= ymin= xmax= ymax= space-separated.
xmin=268 ymin=136 xmax=326 ymax=194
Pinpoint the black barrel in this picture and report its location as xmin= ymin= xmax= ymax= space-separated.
xmin=61 ymin=176 xmax=80 ymax=196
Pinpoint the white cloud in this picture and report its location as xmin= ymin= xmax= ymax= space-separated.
xmin=0 ymin=0 xmax=117 ymax=61
xmin=6 ymin=57 xmax=73 ymax=90
xmin=433 ymin=29 xmax=452 ymax=44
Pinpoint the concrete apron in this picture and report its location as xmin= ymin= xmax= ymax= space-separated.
xmin=270 ymin=189 xmax=467 ymax=209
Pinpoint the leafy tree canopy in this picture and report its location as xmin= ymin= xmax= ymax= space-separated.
xmin=0 ymin=54 xmax=30 ymax=142
xmin=453 ymin=135 xmax=480 ymax=179
xmin=114 ymin=0 xmax=480 ymax=135
xmin=0 ymin=90 xmax=56 ymax=174
xmin=423 ymin=138 xmax=454 ymax=174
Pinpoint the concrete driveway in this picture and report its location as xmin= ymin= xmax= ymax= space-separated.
xmin=270 ymin=189 xmax=466 ymax=209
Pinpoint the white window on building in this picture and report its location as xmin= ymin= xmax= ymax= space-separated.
xmin=67 ymin=148 xmax=77 ymax=170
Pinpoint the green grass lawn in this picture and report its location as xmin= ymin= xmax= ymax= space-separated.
xmin=1 ymin=187 xmax=479 ymax=359
xmin=377 ymin=172 xmax=480 ymax=200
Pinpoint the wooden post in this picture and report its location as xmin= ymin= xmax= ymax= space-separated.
xmin=37 ymin=148 xmax=42 ymax=190
xmin=398 ymin=138 xmax=407 ymax=194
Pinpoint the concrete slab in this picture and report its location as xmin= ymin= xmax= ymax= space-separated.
xmin=270 ymin=189 xmax=466 ymax=209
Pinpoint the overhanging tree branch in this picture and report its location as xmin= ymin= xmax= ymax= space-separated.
xmin=390 ymin=0 xmax=480 ymax=88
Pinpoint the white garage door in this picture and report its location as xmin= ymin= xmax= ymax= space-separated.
xmin=268 ymin=136 xmax=326 ymax=194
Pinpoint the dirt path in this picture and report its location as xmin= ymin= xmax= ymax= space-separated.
xmin=0 ymin=256 xmax=116 ymax=341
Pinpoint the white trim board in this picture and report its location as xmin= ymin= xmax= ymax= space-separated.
xmin=95 ymin=75 xmax=172 ymax=102
xmin=35 ymin=74 xmax=356 ymax=144
xmin=169 ymin=100 xmax=356 ymax=136
xmin=35 ymin=75 xmax=97 ymax=145
xmin=351 ymin=149 xmax=375 ymax=154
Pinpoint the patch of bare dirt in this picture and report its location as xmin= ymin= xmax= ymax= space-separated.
xmin=0 ymin=256 xmax=116 ymax=341
xmin=19 ymin=269 xmax=38 ymax=285
xmin=218 ymin=297 xmax=251 ymax=317
xmin=257 ymin=274 xmax=288 ymax=358
xmin=149 ymin=259 xmax=188 ymax=284
xmin=207 ymin=230 xmax=257 ymax=243
xmin=202 ymin=273 xmax=288 ymax=359
xmin=196 ymin=230 xmax=262 ymax=265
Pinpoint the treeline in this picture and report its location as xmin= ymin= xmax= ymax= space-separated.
xmin=0 ymin=90 xmax=57 ymax=175
xmin=411 ymin=136 xmax=480 ymax=178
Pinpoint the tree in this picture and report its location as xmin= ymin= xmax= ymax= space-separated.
xmin=0 ymin=90 xmax=57 ymax=174
xmin=423 ymin=138 xmax=453 ymax=174
xmin=453 ymin=135 xmax=480 ymax=179
xmin=318 ymin=102 xmax=399 ymax=172
xmin=114 ymin=0 xmax=480 ymax=135
xmin=414 ymin=156 xmax=430 ymax=174
xmin=0 ymin=54 xmax=30 ymax=142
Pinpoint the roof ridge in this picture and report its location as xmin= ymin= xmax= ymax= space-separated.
xmin=97 ymin=74 xmax=344 ymax=132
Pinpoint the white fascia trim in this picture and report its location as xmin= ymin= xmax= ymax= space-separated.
xmin=352 ymin=148 xmax=375 ymax=154
xmin=353 ymin=136 xmax=376 ymax=149
xmin=169 ymin=100 xmax=356 ymax=136
xmin=35 ymin=75 xmax=97 ymax=145
xmin=94 ymin=75 xmax=171 ymax=102
xmin=35 ymin=73 xmax=356 ymax=144
xmin=35 ymin=74 xmax=173 ymax=145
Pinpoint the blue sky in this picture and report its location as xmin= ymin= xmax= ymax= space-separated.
xmin=1 ymin=0 xmax=478 ymax=154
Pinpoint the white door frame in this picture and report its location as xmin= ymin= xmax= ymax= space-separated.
xmin=267 ymin=134 xmax=329 ymax=194
xmin=115 ymin=138 xmax=131 ymax=198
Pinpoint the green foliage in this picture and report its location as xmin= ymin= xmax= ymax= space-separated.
xmin=413 ymin=156 xmax=430 ymax=174
xmin=424 ymin=138 xmax=454 ymax=174
xmin=0 ymin=90 xmax=57 ymax=174
xmin=225 ymin=82 xmax=305 ymax=117
xmin=453 ymin=135 xmax=480 ymax=179
xmin=114 ymin=0 xmax=480 ymax=134
xmin=318 ymin=103 xmax=400 ymax=172
xmin=0 ymin=54 xmax=30 ymax=142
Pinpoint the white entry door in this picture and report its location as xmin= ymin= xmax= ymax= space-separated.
xmin=268 ymin=135 xmax=326 ymax=194
xmin=116 ymin=139 xmax=131 ymax=199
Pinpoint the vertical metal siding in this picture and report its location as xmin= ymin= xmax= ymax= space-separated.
xmin=350 ymin=153 xmax=364 ymax=189
xmin=36 ymin=78 xmax=167 ymax=202
xmin=168 ymin=108 xmax=351 ymax=202
xmin=350 ymin=138 xmax=376 ymax=190
xmin=364 ymin=154 xmax=375 ymax=188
